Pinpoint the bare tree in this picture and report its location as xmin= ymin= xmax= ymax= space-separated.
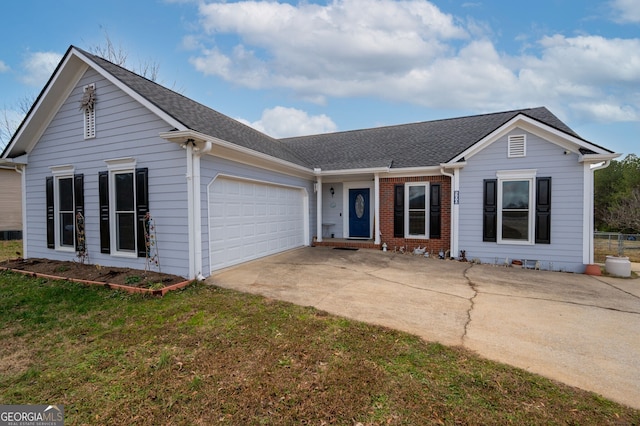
xmin=0 ymin=109 xmax=14 ymax=151
xmin=0 ymin=93 xmax=37 ymax=151
xmin=607 ymin=188 xmax=640 ymax=233
xmin=88 ymin=29 xmax=160 ymax=81
xmin=1 ymin=31 xmax=173 ymax=151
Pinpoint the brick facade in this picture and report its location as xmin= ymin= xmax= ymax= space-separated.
xmin=379 ymin=176 xmax=451 ymax=256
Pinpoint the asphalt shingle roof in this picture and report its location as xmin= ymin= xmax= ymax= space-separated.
xmin=78 ymin=47 xmax=598 ymax=172
xmin=280 ymin=107 xmax=583 ymax=170
xmin=77 ymin=47 xmax=312 ymax=168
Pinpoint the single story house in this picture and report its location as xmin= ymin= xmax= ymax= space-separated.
xmin=0 ymin=45 xmax=618 ymax=279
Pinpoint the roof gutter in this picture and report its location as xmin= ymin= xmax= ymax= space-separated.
xmin=578 ymin=153 xmax=620 ymax=164
xmin=314 ymin=166 xmax=390 ymax=176
xmin=159 ymin=129 xmax=314 ymax=176
xmin=0 ymin=155 xmax=28 ymax=165
xmin=439 ymin=161 xmax=467 ymax=170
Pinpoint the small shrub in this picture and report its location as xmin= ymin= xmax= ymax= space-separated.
xmin=125 ymin=275 xmax=141 ymax=285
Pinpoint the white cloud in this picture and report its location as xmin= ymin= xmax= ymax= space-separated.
xmin=237 ymin=106 xmax=337 ymax=138
xmin=191 ymin=0 xmax=467 ymax=88
xmin=569 ymin=102 xmax=638 ymax=123
xmin=187 ymin=0 xmax=640 ymax=124
xmin=0 ymin=60 xmax=9 ymax=73
xmin=20 ymin=51 xmax=62 ymax=86
xmin=610 ymin=0 xmax=640 ymax=23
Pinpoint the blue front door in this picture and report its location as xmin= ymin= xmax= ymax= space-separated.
xmin=349 ymin=188 xmax=370 ymax=238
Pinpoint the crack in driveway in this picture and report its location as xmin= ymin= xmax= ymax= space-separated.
xmin=474 ymin=290 xmax=640 ymax=315
xmin=461 ymin=263 xmax=477 ymax=345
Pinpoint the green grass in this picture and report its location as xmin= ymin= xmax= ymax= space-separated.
xmin=0 ymin=240 xmax=22 ymax=261
xmin=1 ymin=270 xmax=638 ymax=425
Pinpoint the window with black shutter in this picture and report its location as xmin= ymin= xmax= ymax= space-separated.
xmin=45 ymin=171 xmax=84 ymax=250
xmin=393 ymin=184 xmax=404 ymax=237
xmin=430 ymin=184 xmax=441 ymax=239
xmin=99 ymin=165 xmax=149 ymax=257
xmin=535 ymin=177 xmax=551 ymax=244
xmin=483 ymin=179 xmax=497 ymax=242
xmin=46 ymin=177 xmax=54 ymax=248
xmin=98 ymin=171 xmax=111 ymax=253
xmin=485 ymin=173 xmax=552 ymax=245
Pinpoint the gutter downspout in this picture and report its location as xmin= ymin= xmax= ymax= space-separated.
xmin=374 ymin=173 xmax=381 ymax=245
xmin=586 ymin=160 xmax=611 ymax=264
xmin=183 ymin=140 xmax=196 ymax=279
xmin=440 ymin=166 xmax=458 ymax=258
xmin=192 ymin=141 xmax=212 ymax=281
xmin=15 ymin=165 xmax=27 ymax=258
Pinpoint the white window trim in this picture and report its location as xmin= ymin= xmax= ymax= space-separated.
xmin=404 ymin=182 xmax=430 ymax=239
xmin=508 ymin=134 xmax=526 ymax=158
xmin=50 ymin=166 xmax=75 ymax=252
xmin=105 ymin=157 xmax=136 ymax=171
xmin=496 ymin=169 xmax=536 ymax=245
xmin=105 ymin=158 xmax=137 ymax=257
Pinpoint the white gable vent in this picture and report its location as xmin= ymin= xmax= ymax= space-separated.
xmin=508 ymin=134 xmax=526 ymax=158
xmin=82 ymin=84 xmax=96 ymax=139
xmin=84 ymin=108 xmax=96 ymax=139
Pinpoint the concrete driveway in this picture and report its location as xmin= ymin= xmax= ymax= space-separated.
xmin=207 ymin=247 xmax=640 ymax=410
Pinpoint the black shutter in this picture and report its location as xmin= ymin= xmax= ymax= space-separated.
xmin=135 ymin=168 xmax=149 ymax=258
xmin=74 ymin=174 xmax=84 ymax=216
xmin=98 ymin=171 xmax=111 ymax=253
xmin=46 ymin=176 xmax=54 ymax=249
xmin=429 ymin=183 xmax=441 ymax=239
xmin=535 ymin=177 xmax=552 ymax=244
xmin=393 ymin=184 xmax=404 ymax=238
xmin=483 ymin=179 xmax=497 ymax=242
xmin=74 ymin=174 xmax=85 ymax=251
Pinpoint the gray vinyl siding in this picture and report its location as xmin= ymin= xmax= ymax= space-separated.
xmin=24 ymin=68 xmax=191 ymax=277
xmin=321 ymin=183 xmax=343 ymax=238
xmin=199 ymin=155 xmax=316 ymax=274
xmin=457 ymin=129 xmax=586 ymax=273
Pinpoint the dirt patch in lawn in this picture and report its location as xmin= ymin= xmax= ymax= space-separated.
xmin=0 ymin=258 xmax=186 ymax=289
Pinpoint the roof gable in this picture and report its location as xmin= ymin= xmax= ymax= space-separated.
xmin=3 ymin=46 xmax=310 ymax=168
xmin=448 ymin=112 xmax=615 ymax=164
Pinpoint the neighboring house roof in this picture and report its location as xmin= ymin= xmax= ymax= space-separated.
xmin=2 ymin=45 xmax=615 ymax=172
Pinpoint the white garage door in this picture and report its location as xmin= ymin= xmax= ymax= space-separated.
xmin=209 ymin=177 xmax=305 ymax=271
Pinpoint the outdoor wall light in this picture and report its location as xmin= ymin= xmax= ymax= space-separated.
xmin=330 ymin=186 xmax=334 ymax=197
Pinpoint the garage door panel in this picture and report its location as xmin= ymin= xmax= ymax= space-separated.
xmin=210 ymin=177 xmax=305 ymax=271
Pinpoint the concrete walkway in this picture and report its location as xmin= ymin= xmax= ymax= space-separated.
xmin=208 ymin=247 xmax=640 ymax=410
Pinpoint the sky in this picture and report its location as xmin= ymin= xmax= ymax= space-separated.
xmin=1 ymin=0 xmax=639 ymax=157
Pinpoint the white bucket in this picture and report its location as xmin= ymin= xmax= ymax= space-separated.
xmin=605 ymin=256 xmax=631 ymax=277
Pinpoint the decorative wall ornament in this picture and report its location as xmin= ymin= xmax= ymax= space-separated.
xmin=80 ymin=84 xmax=96 ymax=112
xmin=144 ymin=212 xmax=161 ymax=273
xmin=75 ymin=212 xmax=88 ymax=264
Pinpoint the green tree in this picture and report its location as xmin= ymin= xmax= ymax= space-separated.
xmin=595 ymin=154 xmax=640 ymax=233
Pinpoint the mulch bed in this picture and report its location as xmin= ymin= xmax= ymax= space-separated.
xmin=0 ymin=258 xmax=193 ymax=295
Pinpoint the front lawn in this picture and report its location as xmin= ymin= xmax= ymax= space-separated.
xmin=0 ymin=240 xmax=21 ymax=261
xmin=1 ymin=271 xmax=637 ymax=425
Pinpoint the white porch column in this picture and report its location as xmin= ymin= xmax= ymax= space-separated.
xmin=450 ymin=168 xmax=460 ymax=258
xmin=374 ymin=173 xmax=381 ymax=245
xmin=316 ymin=174 xmax=323 ymax=242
